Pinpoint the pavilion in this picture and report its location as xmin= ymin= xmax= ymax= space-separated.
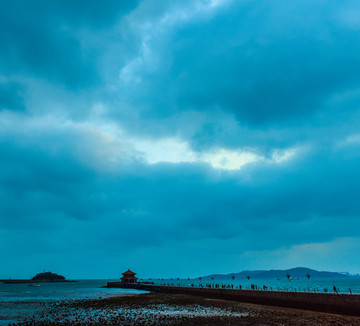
xmin=120 ymin=269 xmax=138 ymax=283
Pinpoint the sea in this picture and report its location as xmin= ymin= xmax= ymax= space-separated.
xmin=1 ymin=278 xmax=360 ymax=325
xmin=0 ymin=279 xmax=148 ymax=325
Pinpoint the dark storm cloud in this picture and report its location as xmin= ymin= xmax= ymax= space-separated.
xmin=1 ymin=122 xmax=360 ymax=276
xmin=118 ymin=0 xmax=360 ymax=127
xmin=0 ymin=0 xmax=139 ymax=88
xmin=1 ymin=0 xmax=360 ymax=277
xmin=1 ymin=127 xmax=360 ymax=248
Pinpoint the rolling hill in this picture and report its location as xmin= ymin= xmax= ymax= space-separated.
xmin=201 ymin=267 xmax=349 ymax=280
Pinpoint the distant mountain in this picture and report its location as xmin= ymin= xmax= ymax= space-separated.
xmin=202 ymin=267 xmax=349 ymax=280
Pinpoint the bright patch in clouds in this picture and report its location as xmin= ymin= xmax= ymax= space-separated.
xmin=133 ymin=138 xmax=197 ymax=164
xmin=0 ymin=112 xmax=296 ymax=172
xmin=132 ymin=137 xmax=296 ymax=170
xmin=202 ymin=148 xmax=260 ymax=170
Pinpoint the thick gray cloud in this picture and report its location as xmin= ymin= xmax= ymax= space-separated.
xmin=0 ymin=0 xmax=139 ymax=88
xmin=1 ymin=0 xmax=360 ymax=278
xmin=1 ymin=125 xmax=360 ymax=277
xmin=114 ymin=0 xmax=360 ymax=126
xmin=0 ymin=81 xmax=25 ymax=111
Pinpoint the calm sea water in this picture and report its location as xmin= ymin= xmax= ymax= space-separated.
xmin=0 ymin=279 xmax=147 ymax=325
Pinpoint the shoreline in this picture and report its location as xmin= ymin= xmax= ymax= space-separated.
xmin=107 ymin=283 xmax=360 ymax=317
xmin=10 ymin=292 xmax=360 ymax=325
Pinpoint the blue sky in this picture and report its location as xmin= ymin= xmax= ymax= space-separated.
xmin=1 ymin=0 xmax=360 ymax=279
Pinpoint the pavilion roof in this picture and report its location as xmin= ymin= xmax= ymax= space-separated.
xmin=122 ymin=269 xmax=136 ymax=276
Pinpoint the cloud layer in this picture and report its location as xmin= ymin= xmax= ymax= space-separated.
xmin=1 ymin=0 xmax=360 ymax=278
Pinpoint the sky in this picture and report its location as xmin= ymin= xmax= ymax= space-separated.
xmin=1 ymin=0 xmax=360 ymax=279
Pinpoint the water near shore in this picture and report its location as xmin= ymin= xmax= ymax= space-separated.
xmin=5 ymin=293 xmax=360 ymax=326
xmin=1 ymin=278 xmax=360 ymax=325
xmin=0 ymin=280 xmax=147 ymax=325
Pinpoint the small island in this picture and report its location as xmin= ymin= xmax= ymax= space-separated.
xmin=2 ymin=271 xmax=75 ymax=284
xmin=31 ymin=271 xmax=66 ymax=281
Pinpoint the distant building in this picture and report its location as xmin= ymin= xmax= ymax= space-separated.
xmin=120 ymin=269 xmax=138 ymax=283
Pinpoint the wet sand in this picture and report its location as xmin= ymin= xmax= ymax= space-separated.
xmin=12 ymin=292 xmax=360 ymax=325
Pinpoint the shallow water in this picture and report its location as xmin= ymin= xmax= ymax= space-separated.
xmin=0 ymin=280 xmax=147 ymax=325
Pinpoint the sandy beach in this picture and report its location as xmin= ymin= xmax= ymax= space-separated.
xmin=11 ymin=292 xmax=360 ymax=325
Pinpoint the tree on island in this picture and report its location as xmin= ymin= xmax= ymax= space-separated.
xmin=306 ymin=273 xmax=311 ymax=279
xmin=286 ymin=273 xmax=291 ymax=281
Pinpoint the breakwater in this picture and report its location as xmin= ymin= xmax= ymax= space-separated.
xmin=107 ymin=282 xmax=360 ymax=316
